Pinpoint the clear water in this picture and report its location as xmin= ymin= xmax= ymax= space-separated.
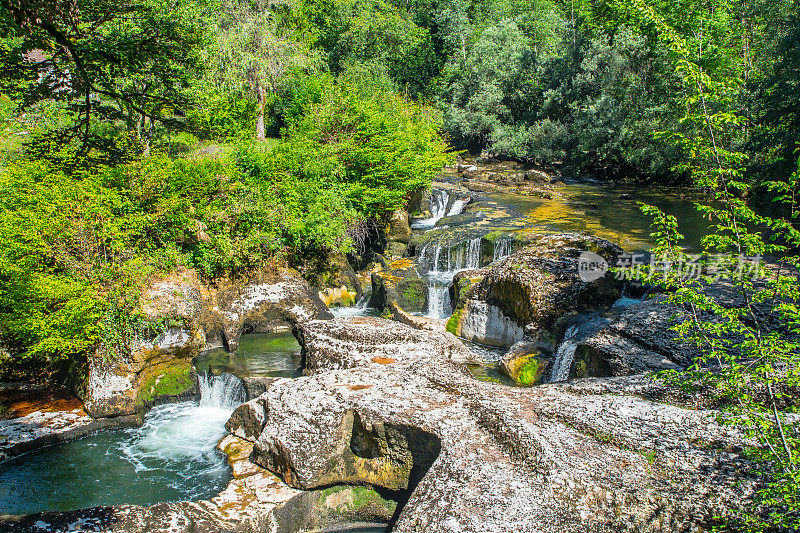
xmin=462 ymin=340 xmax=516 ymax=386
xmin=0 ymin=400 xmax=234 ymax=515
xmin=195 ymin=332 xmax=303 ymax=378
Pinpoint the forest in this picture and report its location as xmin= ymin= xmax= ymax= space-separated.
xmin=2 ymin=0 xmax=800 ymax=530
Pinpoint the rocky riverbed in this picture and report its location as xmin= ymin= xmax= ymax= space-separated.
xmin=0 ymin=161 xmax=779 ymax=532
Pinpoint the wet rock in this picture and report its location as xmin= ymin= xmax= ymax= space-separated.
xmin=499 ymin=342 xmax=551 ymax=385
xmin=448 ymin=233 xmax=622 ymax=347
xmin=572 ymin=297 xmax=695 ymax=378
xmin=243 ymin=319 xmax=755 ymax=532
xmin=313 ymin=254 xmax=362 ymax=299
xmin=241 ymin=376 xmax=276 ymax=399
xmin=368 ymin=258 xmax=427 ymax=314
xmin=226 ymin=396 xmax=267 ymax=441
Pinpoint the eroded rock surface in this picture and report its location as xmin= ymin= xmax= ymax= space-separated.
xmin=227 ymin=317 xmax=755 ymax=533
xmin=213 ymin=269 xmax=333 ymax=351
xmin=448 ymin=233 xmax=622 ymax=347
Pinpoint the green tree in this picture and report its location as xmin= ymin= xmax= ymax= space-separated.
xmin=0 ymin=0 xmax=205 ymax=155
xmin=209 ymin=0 xmax=320 ymax=141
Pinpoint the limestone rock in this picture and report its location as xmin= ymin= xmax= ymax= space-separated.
xmin=272 ymin=485 xmax=395 ymax=533
xmin=244 ymin=318 xmax=755 ymax=532
xmin=226 ymin=396 xmax=267 ymax=442
xmin=293 ymin=317 xmax=480 ymax=371
xmin=449 ymin=233 xmax=622 ymax=347
xmin=368 ymin=257 xmax=427 ymax=314
xmin=84 ymin=328 xmax=203 ymax=418
xmin=213 ymin=269 xmax=333 ymax=351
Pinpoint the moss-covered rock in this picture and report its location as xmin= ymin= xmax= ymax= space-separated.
xmin=368 ymin=257 xmax=427 ymax=314
xmin=499 ymin=342 xmax=551 ymax=385
xmin=387 ymin=208 xmax=412 ymax=244
xmin=273 ymin=485 xmax=396 ymax=532
xmin=85 ymin=327 xmax=204 ymax=418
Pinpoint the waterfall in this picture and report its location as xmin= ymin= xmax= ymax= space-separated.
xmin=447 ymin=197 xmax=469 ymax=216
xmin=493 ymin=238 xmax=513 ymax=261
xmin=198 ymin=371 xmax=246 ymax=409
xmin=430 ymin=189 xmax=450 ymax=219
xmin=466 ymin=237 xmax=482 ymax=269
xmin=549 ymin=325 xmax=580 ymax=382
xmin=426 ymin=283 xmax=452 ymax=319
xmin=413 ymin=189 xmax=450 ymax=229
xmin=450 ymin=244 xmax=464 ymax=271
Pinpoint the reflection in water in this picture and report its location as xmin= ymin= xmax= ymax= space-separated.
xmin=195 ymin=332 xmax=303 ymax=378
xmin=495 ymin=182 xmax=712 ymax=252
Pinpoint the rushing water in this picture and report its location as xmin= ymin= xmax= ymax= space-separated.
xmin=0 ymin=373 xmax=244 ymax=515
xmin=549 ymin=325 xmax=580 ymax=382
xmin=195 ymin=332 xmax=304 ymax=378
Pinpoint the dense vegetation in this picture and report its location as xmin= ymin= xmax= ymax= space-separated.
xmin=2 ymin=0 xmax=800 ymax=527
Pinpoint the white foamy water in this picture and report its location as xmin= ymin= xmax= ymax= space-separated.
xmin=122 ymin=372 xmax=245 ymax=475
xmin=549 ymin=325 xmax=580 ymax=382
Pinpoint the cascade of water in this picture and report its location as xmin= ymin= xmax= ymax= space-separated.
xmin=413 ymin=189 xmax=451 ymax=229
xmin=426 ymin=284 xmax=452 ymax=319
xmin=198 ymin=371 xmax=246 ymax=409
xmin=450 ymin=243 xmax=463 ymax=271
xmin=493 ymin=238 xmax=513 ymax=261
xmin=549 ymin=325 xmax=580 ymax=382
xmin=431 ymin=189 xmax=450 ymax=219
xmin=466 ymin=237 xmax=482 ymax=269
xmin=432 ymin=243 xmax=443 ymax=273
xmin=447 ymin=197 xmax=469 ymax=216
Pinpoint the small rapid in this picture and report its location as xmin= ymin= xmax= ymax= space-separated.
xmin=0 ymin=372 xmax=245 ymax=515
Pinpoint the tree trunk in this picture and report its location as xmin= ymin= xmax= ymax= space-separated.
xmin=256 ymin=83 xmax=266 ymax=141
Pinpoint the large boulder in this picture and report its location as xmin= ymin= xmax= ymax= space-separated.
xmin=84 ymin=268 xmax=332 ymax=418
xmin=368 ymin=257 xmax=427 ymax=314
xmin=84 ymin=329 xmax=204 ymax=418
xmin=447 ymin=233 xmax=621 ymax=347
xmin=212 ymin=269 xmax=333 ymax=351
xmin=571 ymin=297 xmax=695 ymax=378
xmin=84 ymin=270 xmax=206 ymax=418
xmin=236 ymin=318 xmax=756 ymax=532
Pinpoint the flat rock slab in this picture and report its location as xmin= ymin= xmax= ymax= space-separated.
xmin=0 ymin=408 xmax=138 ymax=462
xmin=232 ymin=318 xmax=756 ymax=532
